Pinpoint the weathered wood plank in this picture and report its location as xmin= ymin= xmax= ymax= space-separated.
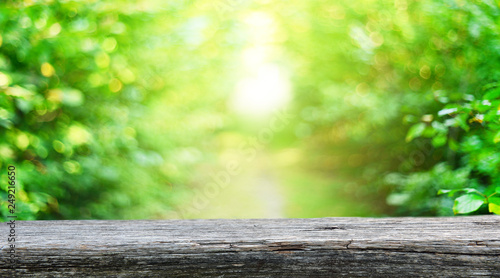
xmin=2 ymin=216 xmax=499 ymax=277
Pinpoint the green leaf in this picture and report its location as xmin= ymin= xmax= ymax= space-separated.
xmin=455 ymin=113 xmax=470 ymax=132
xmin=431 ymin=121 xmax=447 ymax=133
xmin=438 ymin=188 xmax=483 ymax=197
xmin=453 ymin=194 xmax=485 ymax=214
xmin=496 ymin=187 xmax=500 ymax=194
xmin=489 ymin=203 xmax=500 ymax=214
xmin=406 ymin=123 xmax=426 ymax=142
xmin=437 ymin=189 xmax=453 ymax=195
xmin=438 ymin=108 xmax=458 ymax=116
xmin=488 ymin=197 xmax=500 ymax=215
xmin=448 ymin=138 xmax=459 ymax=151
xmin=494 ymin=131 xmax=500 ymax=144
xmin=483 ymin=87 xmax=500 ymax=100
xmin=432 ymin=134 xmax=447 ymax=147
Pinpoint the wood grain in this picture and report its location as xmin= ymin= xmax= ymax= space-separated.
xmin=2 ymin=216 xmax=499 ymax=277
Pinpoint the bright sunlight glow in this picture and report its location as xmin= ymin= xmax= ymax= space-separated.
xmin=230 ymin=11 xmax=291 ymax=118
xmin=231 ymin=63 xmax=290 ymax=117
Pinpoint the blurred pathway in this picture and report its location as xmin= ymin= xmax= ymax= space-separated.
xmin=184 ymin=151 xmax=285 ymax=219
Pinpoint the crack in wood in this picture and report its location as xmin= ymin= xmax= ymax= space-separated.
xmin=302 ymin=226 xmax=347 ymax=232
xmin=316 ymin=226 xmax=346 ymax=230
xmin=345 ymin=240 xmax=353 ymax=249
xmin=346 ymin=248 xmax=500 ymax=256
xmin=268 ymin=242 xmax=306 ymax=252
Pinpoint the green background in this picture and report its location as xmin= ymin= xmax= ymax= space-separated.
xmin=1 ymin=0 xmax=499 ymax=220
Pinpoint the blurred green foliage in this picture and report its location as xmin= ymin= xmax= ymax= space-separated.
xmin=0 ymin=0 xmax=240 ymax=220
xmin=1 ymin=0 xmax=500 ymax=220
xmin=279 ymin=0 xmax=500 ymax=216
